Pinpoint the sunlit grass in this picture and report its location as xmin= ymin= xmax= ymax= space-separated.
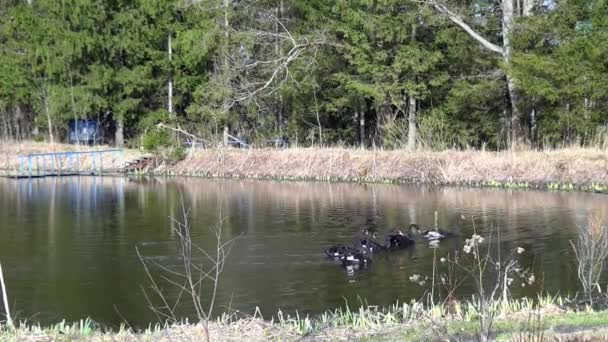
xmin=4 ymin=141 xmax=608 ymax=193
xmin=1 ymin=296 xmax=608 ymax=341
xmin=148 ymin=146 xmax=608 ymax=192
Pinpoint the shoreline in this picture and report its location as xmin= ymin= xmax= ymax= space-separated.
xmin=3 ymin=298 xmax=608 ymax=341
xmin=153 ymin=147 xmax=608 ymax=193
xmin=3 ymin=142 xmax=608 ymax=193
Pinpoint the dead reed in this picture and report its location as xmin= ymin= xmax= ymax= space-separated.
xmin=152 ymin=146 xmax=608 ymax=191
xmin=3 ymin=142 xmax=608 ymax=191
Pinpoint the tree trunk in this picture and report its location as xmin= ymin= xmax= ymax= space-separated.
xmin=530 ymin=106 xmax=537 ymax=145
xmin=70 ymin=74 xmax=79 ymax=145
xmin=431 ymin=0 xmax=527 ymax=147
xmin=223 ymin=0 xmax=230 ymax=70
xmin=505 ymin=76 xmax=524 ymax=148
xmin=32 ymin=123 xmax=39 ymax=139
xmin=374 ymin=102 xmax=381 ymax=146
xmin=44 ymin=92 xmax=54 ymax=145
xmin=168 ymin=34 xmax=173 ymax=118
xmin=221 ymin=0 xmax=232 ymax=119
xmin=359 ymin=109 xmax=365 ymax=148
xmin=275 ymin=1 xmax=284 ymax=135
xmin=15 ymin=106 xmax=23 ymax=141
xmin=408 ymin=24 xmax=418 ymax=151
xmin=6 ymin=110 xmax=13 ymax=140
xmin=314 ymin=90 xmax=322 ymax=147
xmin=522 ymin=0 xmax=534 ymax=16
xmin=408 ymin=95 xmax=417 ymax=151
xmin=502 ymin=0 xmax=525 ymax=147
xmin=223 ymin=125 xmax=229 ymax=146
xmin=115 ymin=117 xmax=124 ymax=147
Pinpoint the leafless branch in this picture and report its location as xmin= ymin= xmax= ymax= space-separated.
xmin=428 ymin=0 xmax=504 ymax=55
xmin=570 ymin=213 xmax=608 ymax=307
xmin=0 ymin=260 xmax=12 ymax=327
xmin=137 ymin=195 xmax=243 ymax=342
xmin=156 ymin=123 xmax=202 ymax=142
xmin=224 ymin=13 xmax=329 ymax=110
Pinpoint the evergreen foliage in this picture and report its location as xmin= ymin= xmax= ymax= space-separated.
xmin=0 ymin=0 xmax=606 ymax=149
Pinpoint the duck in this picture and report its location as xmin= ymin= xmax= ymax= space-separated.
xmin=354 ymin=228 xmax=382 ymax=254
xmin=409 ymin=223 xmax=456 ymax=241
xmin=326 ymin=228 xmax=379 ymax=259
xmin=382 ymin=229 xmax=416 ymax=249
xmin=325 ymin=244 xmax=358 ymax=259
xmin=340 ymin=249 xmax=371 ymax=268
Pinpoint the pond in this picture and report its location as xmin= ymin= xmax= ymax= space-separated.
xmin=0 ymin=176 xmax=603 ymax=327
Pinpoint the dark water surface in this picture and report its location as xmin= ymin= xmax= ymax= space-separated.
xmin=0 ymin=176 xmax=604 ymax=327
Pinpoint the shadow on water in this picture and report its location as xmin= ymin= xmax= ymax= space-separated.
xmin=0 ymin=176 xmax=606 ymax=327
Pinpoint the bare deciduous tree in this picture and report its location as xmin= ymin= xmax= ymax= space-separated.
xmin=161 ymin=3 xmax=330 ymax=145
xmin=228 ymin=13 xmax=328 ymax=112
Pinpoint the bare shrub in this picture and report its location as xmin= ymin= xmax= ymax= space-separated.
xmin=570 ymin=213 xmax=608 ymax=307
xmin=417 ymin=110 xmax=462 ymax=151
xmin=137 ymin=197 xmax=241 ymax=342
xmin=463 ymin=228 xmax=533 ymax=341
xmin=412 ymin=220 xmax=535 ymax=342
xmin=513 ymin=309 xmax=545 ymax=342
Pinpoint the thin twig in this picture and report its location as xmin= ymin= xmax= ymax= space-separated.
xmin=0 ymin=261 xmax=12 ymax=327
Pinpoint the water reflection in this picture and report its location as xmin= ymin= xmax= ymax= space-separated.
xmin=0 ymin=176 xmax=606 ymax=327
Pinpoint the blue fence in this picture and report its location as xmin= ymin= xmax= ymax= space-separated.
xmin=15 ymin=149 xmax=123 ymax=178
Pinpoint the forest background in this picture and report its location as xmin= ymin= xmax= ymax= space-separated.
xmin=1 ymin=0 xmax=606 ymax=152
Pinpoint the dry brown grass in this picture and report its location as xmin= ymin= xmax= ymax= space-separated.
xmin=11 ymin=315 xmax=608 ymax=342
xmin=4 ymin=302 xmax=608 ymax=342
xmin=3 ymin=142 xmax=608 ymax=189
xmin=2 ymin=319 xmax=378 ymax=342
xmin=157 ymin=147 xmax=608 ymax=188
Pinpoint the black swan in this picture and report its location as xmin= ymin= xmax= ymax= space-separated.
xmin=383 ymin=229 xmax=415 ymax=249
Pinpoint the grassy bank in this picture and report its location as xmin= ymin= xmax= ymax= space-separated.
xmin=3 ymin=298 xmax=608 ymax=341
xmin=156 ymin=147 xmax=608 ymax=192
xmin=3 ymin=141 xmax=608 ymax=193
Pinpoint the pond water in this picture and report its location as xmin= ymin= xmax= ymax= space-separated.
xmin=0 ymin=176 xmax=605 ymax=327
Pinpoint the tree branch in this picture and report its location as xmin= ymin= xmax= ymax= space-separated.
xmin=156 ymin=123 xmax=201 ymax=141
xmin=0 ymin=261 xmax=12 ymax=327
xmin=429 ymin=0 xmax=504 ymax=55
